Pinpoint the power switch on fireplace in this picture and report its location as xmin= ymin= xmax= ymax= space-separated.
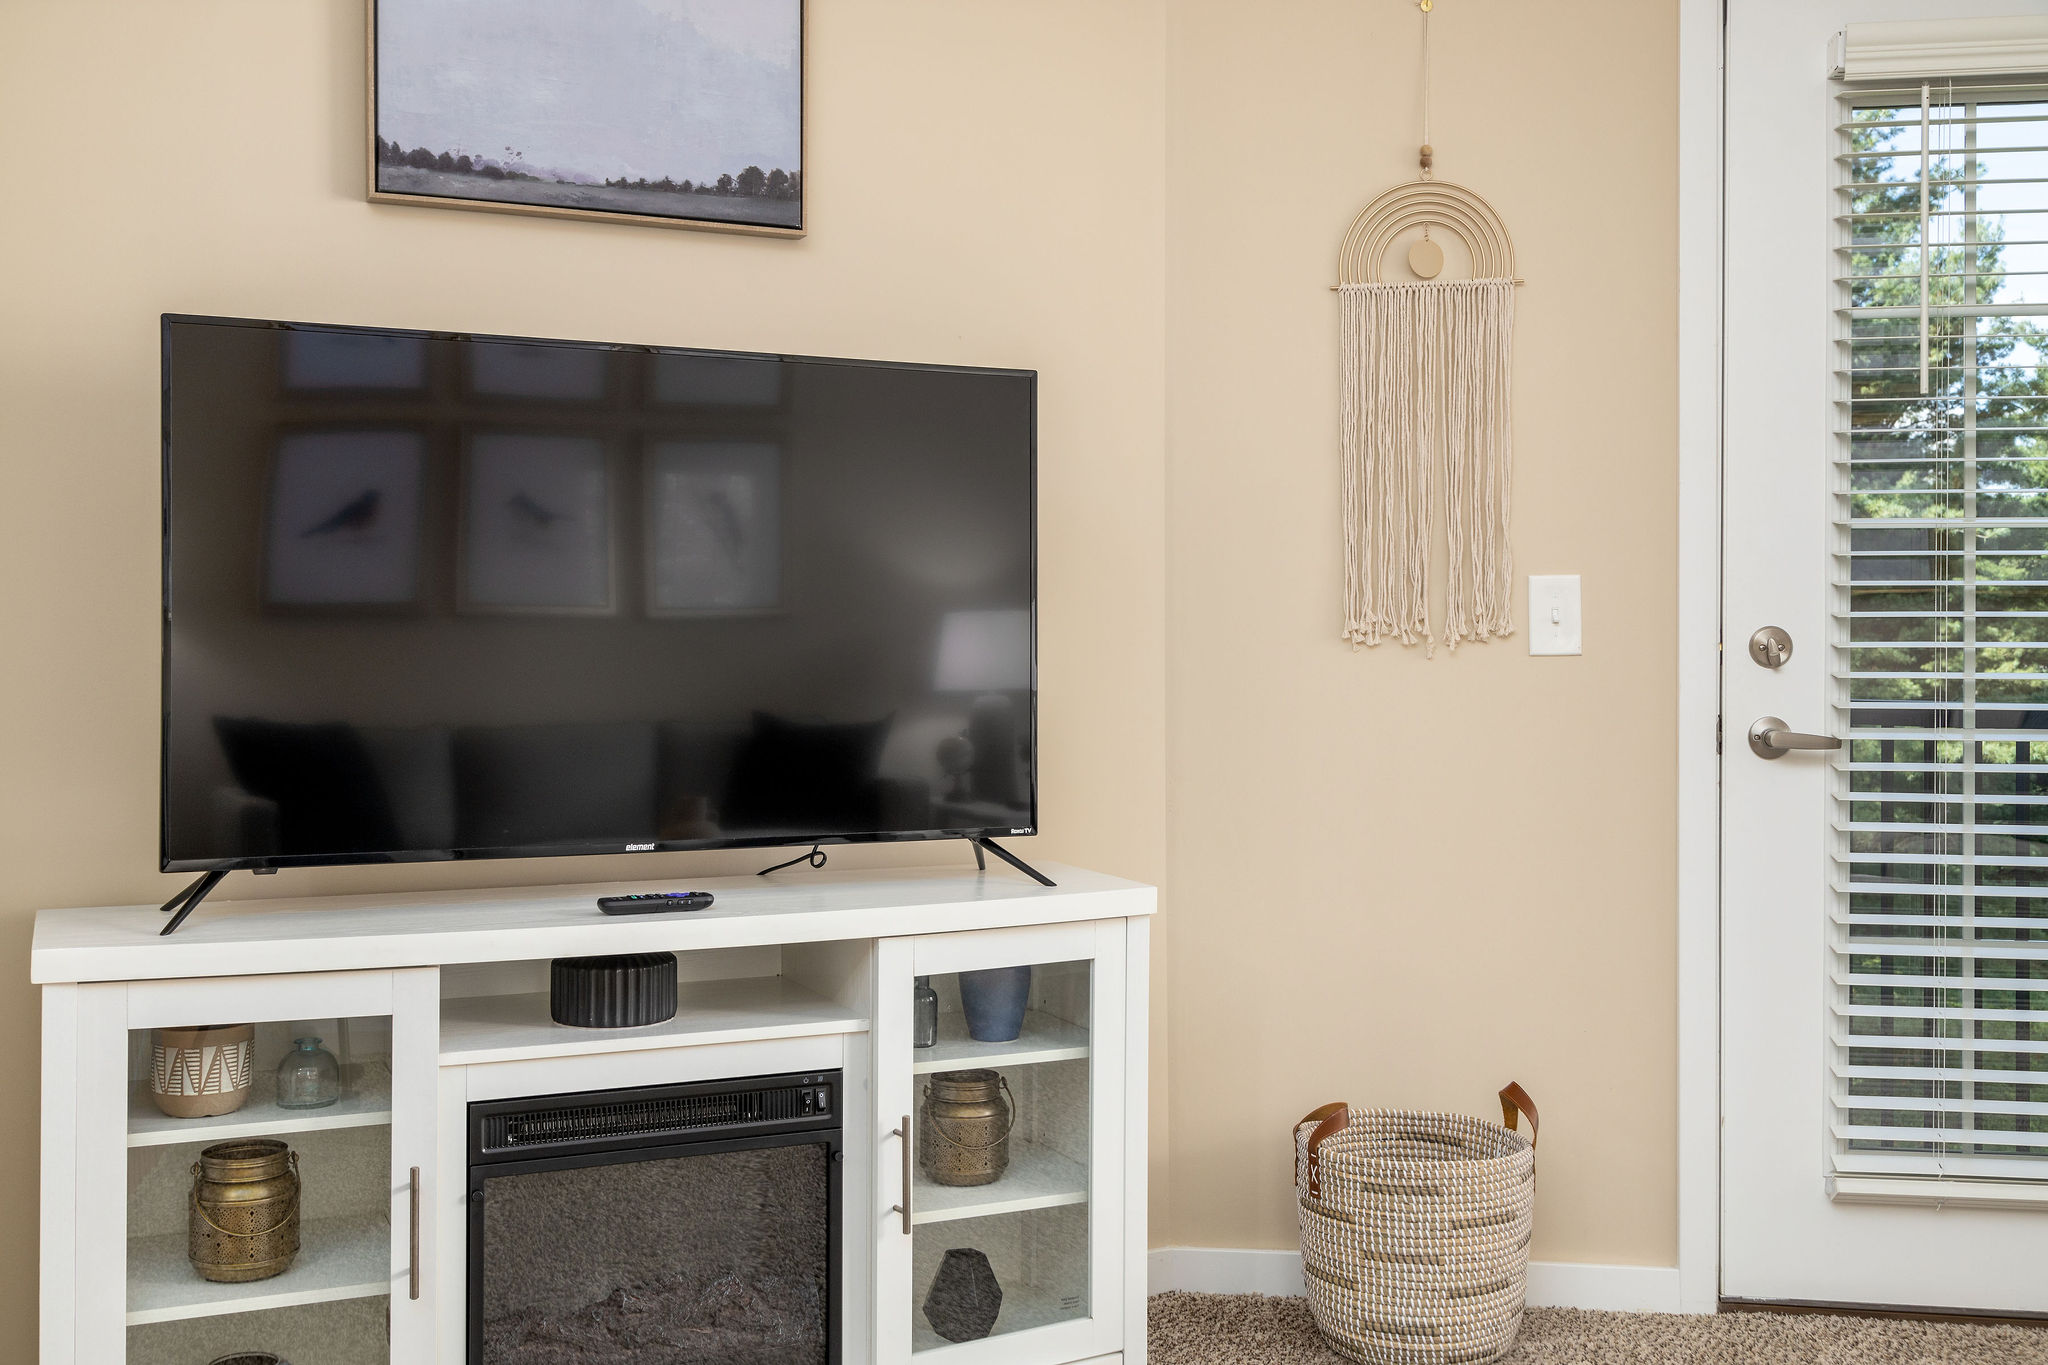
xmin=802 ymin=1085 xmax=833 ymax=1115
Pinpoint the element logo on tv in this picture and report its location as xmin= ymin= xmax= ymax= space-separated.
xmin=625 ymin=843 xmax=656 ymax=852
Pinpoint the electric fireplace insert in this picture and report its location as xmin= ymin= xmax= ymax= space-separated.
xmin=467 ymin=1071 xmax=842 ymax=1365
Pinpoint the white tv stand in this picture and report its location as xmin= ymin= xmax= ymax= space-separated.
xmin=35 ymin=861 xmax=1154 ymax=1365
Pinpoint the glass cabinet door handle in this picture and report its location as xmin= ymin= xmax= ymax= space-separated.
xmin=409 ymin=1166 xmax=422 ymax=1300
xmin=890 ymin=1119 xmax=912 ymax=1235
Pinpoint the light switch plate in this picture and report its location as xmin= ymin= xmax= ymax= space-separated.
xmin=1528 ymin=574 xmax=1582 ymax=656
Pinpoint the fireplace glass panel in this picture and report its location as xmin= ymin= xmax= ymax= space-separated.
xmin=477 ymin=1140 xmax=832 ymax=1365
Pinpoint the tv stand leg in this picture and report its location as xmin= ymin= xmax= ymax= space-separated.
xmin=756 ymin=845 xmax=829 ymax=877
xmin=969 ymin=837 xmax=986 ymax=872
xmin=974 ymin=838 xmax=1055 ymax=887
xmin=160 ymin=869 xmax=229 ymax=936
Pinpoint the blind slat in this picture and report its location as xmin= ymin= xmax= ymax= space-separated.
xmin=1836 ymin=1093 xmax=2048 ymax=1119
xmin=1841 ymin=1065 xmax=2048 ymax=1080
xmin=1837 ymin=1038 xmax=2048 ymax=1059
xmin=1848 ymin=303 xmax=2048 ymax=318
xmin=1835 ymin=879 xmax=2048 ymax=900
xmin=1840 ymin=973 xmax=2048 ymax=993
xmin=1834 ymin=1124 xmax=2048 ymax=1149
xmin=1837 ymin=1003 xmax=2048 ymax=1024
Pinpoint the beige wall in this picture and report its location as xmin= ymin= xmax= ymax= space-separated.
xmin=0 ymin=0 xmax=1688 ymax=1350
xmin=1163 ymin=0 xmax=1679 ymax=1264
xmin=0 ymin=3 xmax=1166 ymax=1355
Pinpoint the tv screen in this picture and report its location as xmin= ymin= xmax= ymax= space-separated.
xmin=161 ymin=315 xmax=1036 ymax=872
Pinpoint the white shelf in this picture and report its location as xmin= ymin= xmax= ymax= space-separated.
xmin=912 ymin=1138 xmax=1089 ymax=1224
xmin=439 ymin=974 xmax=867 ymax=1066
xmin=128 ymin=1067 xmax=392 ymax=1147
xmin=126 ymin=1213 xmax=389 ymax=1326
xmin=913 ymin=1011 xmax=1089 ymax=1073
xmin=913 ymin=1280 xmax=1087 ymax=1353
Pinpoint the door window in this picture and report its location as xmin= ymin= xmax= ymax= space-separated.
xmin=1839 ymin=82 xmax=2048 ymax=1176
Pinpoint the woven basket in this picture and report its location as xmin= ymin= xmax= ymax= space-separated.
xmin=1293 ymin=1084 xmax=1539 ymax=1365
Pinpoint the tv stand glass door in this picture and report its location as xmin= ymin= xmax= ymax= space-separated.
xmin=54 ymin=968 xmax=438 ymax=1365
xmin=873 ymin=920 xmax=1126 ymax=1364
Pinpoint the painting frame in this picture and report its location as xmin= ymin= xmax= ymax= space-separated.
xmin=365 ymin=0 xmax=806 ymax=239
xmin=263 ymin=427 xmax=428 ymax=612
xmin=458 ymin=431 xmax=618 ymax=617
xmin=642 ymin=440 xmax=785 ymax=618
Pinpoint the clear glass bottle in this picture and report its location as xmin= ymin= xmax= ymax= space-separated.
xmin=274 ymin=1036 xmax=341 ymax=1109
xmin=913 ymin=976 xmax=939 ymax=1049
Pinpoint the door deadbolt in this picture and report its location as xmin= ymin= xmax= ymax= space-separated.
xmin=1748 ymin=626 xmax=1793 ymax=669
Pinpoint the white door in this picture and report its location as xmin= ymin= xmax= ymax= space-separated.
xmin=50 ymin=967 xmax=440 ymax=1362
xmin=1724 ymin=0 xmax=2048 ymax=1311
xmin=873 ymin=920 xmax=1126 ymax=1365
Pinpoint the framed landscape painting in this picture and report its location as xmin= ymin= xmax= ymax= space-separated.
xmin=368 ymin=0 xmax=804 ymax=237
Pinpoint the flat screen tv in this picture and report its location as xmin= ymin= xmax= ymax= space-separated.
xmin=161 ymin=314 xmax=1037 ymax=876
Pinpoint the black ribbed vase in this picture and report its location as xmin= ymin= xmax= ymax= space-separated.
xmin=550 ymin=953 xmax=679 ymax=1028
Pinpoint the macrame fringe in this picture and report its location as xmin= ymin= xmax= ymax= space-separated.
xmin=1340 ymin=278 xmax=1515 ymax=654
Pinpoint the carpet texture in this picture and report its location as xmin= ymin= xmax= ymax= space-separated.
xmin=1147 ymin=1292 xmax=2048 ymax=1365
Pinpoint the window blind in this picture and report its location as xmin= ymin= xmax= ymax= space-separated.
xmin=1835 ymin=81 xmax=2048 ymax=1180
xmin=1835 ymin=18 xmax=2048 ymax=85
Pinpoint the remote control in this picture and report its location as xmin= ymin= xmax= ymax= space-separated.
xmin=597 ymin=891 xmax=716 ymax=915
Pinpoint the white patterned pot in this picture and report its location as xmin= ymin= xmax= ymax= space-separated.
xmin=150 ymin=1024 xmax=254 ymax=1118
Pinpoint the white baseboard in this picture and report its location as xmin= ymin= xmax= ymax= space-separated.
xmin=1147 ymin=1247 xmax=1688 ymax=1314
xmin=1150 ymin=1247 xmax=1308 ymax=1298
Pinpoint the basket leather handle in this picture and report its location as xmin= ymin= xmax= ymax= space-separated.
xmin=1499 ymin=1082 xmax=1539 ymax=1149
xmin=1296 ymin=1102 xmax=1349 ymax=1200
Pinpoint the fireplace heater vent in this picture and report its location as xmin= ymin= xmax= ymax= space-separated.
xmin=475 ymin=1073 xmax=836 ymax=1158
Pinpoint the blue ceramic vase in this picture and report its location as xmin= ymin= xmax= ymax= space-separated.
xmin=957 ymin=966 xmax=1032 ymax=1042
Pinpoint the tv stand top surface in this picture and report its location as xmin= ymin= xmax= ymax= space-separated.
xmin=30 ymin=861 xmax=1153 ymax=985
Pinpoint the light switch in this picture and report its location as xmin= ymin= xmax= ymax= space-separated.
xmin=1527 ymin=574 xmax=1581 ymax=656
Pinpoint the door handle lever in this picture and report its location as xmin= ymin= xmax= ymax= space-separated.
xmin=1748 ymin=716 xmax=1841 ymax=759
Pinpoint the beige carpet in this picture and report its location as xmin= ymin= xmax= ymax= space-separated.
xmin=1148 ymin=1292 xmax=2048 ymax=1365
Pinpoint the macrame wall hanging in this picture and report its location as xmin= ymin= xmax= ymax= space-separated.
xmin=1338 ymin=0 xmax=1519 ymax=654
